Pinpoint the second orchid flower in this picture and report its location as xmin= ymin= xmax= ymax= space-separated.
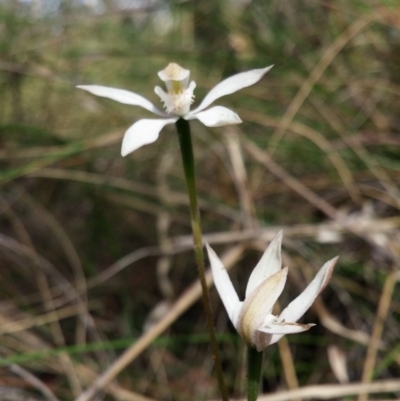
xmin=206 ymin=231 xmax=338 ymax=352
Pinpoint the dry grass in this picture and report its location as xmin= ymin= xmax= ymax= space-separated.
xmin=0 ymin=1 xmax=399 ymax=400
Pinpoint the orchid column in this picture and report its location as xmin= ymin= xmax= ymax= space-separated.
xmin=77 ymin=63 xmax=273 ymax=401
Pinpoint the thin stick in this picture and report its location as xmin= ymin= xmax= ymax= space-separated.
xmin=10 ymin=364 xmax=61 ymax=401
xmin=253 ymin=379 xmax=400 ymax=401
xmin=358 ymin=270 xmax=400 ymax=401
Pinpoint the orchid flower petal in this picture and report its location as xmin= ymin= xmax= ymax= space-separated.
xmin=258 ymin=321 xmax=315 ymax=335
xmin=190 ymin=106 xmax=242 ymax=127
xmin=206 ymin=243 xmax=241 ymax=326
xmin=278 ymin=257 xmax=338 ymax=323
xmin=239 ymin=267 xmax=287 ymax=346
xmin=269 ymin=256 xmax=338 ymax=345
xmin=77 ymin=85 xmax=167 ymax=117
xmin=245 ymin=231 xmax=283 ymax=298
xmin=121 ymin=118 xmax=176 ymax=157
xmin=189 ymin=65 xmax=273 ymax=115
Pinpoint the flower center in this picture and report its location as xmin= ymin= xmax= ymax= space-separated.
xmin=154 ymin=63 xmax=196 ymax=116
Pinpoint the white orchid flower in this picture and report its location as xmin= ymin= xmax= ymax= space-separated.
xmin=206 ymin=231 xmax=338 ymax=352
xmin=77 ymin=62 xmax=273 ymax=157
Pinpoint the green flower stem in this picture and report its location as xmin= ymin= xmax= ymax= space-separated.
xmin=175 ymin=118 xmax=228 ymax=401
xmin=247 ymin=346 xmax=264 ymax=401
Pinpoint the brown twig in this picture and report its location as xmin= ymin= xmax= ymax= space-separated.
xmin=358 ymin=270 xmax=400 ymax=401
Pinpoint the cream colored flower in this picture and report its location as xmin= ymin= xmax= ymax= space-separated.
xmin=77 ymin=62 xmax=272 ymax=156
xmin=206 ymin=231 xmax=338 ymax=351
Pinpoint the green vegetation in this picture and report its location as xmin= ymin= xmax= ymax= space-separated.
xmin=0 ymin=1 xmax=399 ymax=400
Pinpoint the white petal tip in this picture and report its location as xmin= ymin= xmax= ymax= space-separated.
xmin=206 ymin=244 xmax=222 ymax=268
xmin=121 ymin=141 xmax=134 ymax=157
xmin=273 ymin=230 xmax=283 ymax=246
xmin=326 ymin=256 xmax=339 ymax=275
xmin=262 ymin=65 xmax=274 ymax=74
xmin=331 ymin=256 xmax=340 ymax=264
xmin=205 ymin=242 xmax=213 ymax=254
xmin=245 ymin=234 xmax=284 ymax=298
xmin=319 ymin=256 xmax=339 ymax=289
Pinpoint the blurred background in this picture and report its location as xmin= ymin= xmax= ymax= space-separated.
xmin=0 ymin=0 xmax=400 ymax=400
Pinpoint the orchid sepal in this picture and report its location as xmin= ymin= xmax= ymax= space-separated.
xmin=76 ymin=85 xmax=167 ymax=116
xmin=189 ymin=65 xmax=274 ymax=115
